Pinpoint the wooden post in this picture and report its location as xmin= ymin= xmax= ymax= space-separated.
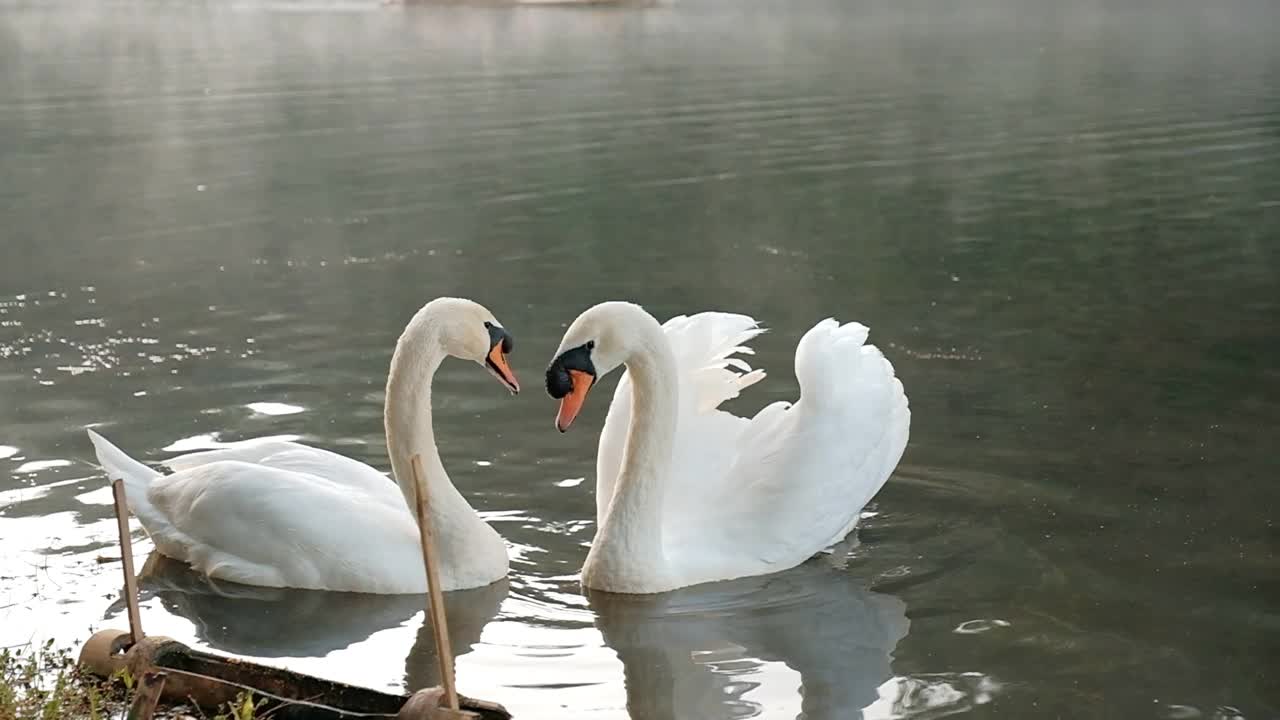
xmin=409 ymin=454 xmax=460 ymax=712
xmin=111 ymin=478 xmax=144 ymax=645
xmin=125 ymin=671 xmax=167 ymax=720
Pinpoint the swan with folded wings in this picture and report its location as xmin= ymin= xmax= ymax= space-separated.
xmin=87 ymin=297 xmax=519 ymax=594
xmin=545 ymin=301 xmax=909 ymax=594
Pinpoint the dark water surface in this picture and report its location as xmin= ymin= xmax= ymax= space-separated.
xmin=2 ymin=0 xmax=1278 ymax=717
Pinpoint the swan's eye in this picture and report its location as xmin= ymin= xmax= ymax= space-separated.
xmin=586 ymin=340 xmax=595 ymax=351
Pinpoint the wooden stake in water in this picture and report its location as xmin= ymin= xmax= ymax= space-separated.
xmin=410 ymin=454 xmax=460 ymax=712
xmin=111 ymin=477 xmax=144 ymax=645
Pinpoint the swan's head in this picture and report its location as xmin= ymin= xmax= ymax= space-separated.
xmin=422 ymin=297 xmax=519 ymax=394
xmin=545 ymin=301 xmax=652 ymax=432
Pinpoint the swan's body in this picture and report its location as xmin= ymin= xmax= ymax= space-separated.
xmin=88 ymin=298 xmax=519 ymax=594
xmin=546 ymin=302 xmax=909 ymax=594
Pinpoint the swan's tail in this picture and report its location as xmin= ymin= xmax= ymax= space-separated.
xmin=795 ymin=318 xmax=911 ymax=496
xmin=85 ymin=428 xmax=168 ymax=535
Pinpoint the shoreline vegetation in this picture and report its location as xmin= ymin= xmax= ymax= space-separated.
xmin=0 ymin=641 xmax=262 ymax=720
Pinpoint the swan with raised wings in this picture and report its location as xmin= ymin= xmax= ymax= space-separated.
xmin=545 ymin=301 xmax=909 ymax=594
xmin=87 ymin=297 xmax=518 ymax=594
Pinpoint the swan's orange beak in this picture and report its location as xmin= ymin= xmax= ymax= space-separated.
xmin=555 ymin=370 xmax=593 ymax=432
xmin=486 ymin=343 xmax=520 ymax=395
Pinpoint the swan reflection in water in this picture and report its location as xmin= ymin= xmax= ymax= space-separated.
xmin=116 ymin=554 xmax=508 ymax=689
xmin=112 ymin=555 xmax=977 ymax=718
xmin=586 ymin=558 xmax=911 ymax=720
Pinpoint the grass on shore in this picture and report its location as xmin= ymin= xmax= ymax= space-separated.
xmin=0 ymin=641 xmax=120 ymax=720
xmin=0 ymin=640 xmax=263 ymax=720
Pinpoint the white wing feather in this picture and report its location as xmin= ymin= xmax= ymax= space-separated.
xmin=164 ymin=441 xmax=406 ymax=513
xmin=86 ymin=430 xmax=499 ymax=593
xmin=595 ymin=313 xmax=765 ymax=524
xmin=145 ymin=461 xmax=425 ymax=592
xmin=598 ymin=312 xmax=910 ymax=588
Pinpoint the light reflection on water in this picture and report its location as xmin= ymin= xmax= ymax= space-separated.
xmin=0 ymin=489 xmax=919 ymax=718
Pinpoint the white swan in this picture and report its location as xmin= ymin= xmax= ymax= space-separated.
xmin=87 ymin=297 xmax=519 ymax=594
xmin=544 ymin=301 xmax=909 ymax=594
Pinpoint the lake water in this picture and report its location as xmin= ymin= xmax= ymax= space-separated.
xmin=1 ymin=0 xmax=1278 ymax=717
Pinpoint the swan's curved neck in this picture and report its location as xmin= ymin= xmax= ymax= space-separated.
xmin=585 ymin=312 xmax=678 ymax=590
xmin=383 ymin=311 xmax=470 ymax=518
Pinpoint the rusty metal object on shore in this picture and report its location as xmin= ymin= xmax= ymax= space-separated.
xmin=79 ymin=628 xmax=508 ymax=720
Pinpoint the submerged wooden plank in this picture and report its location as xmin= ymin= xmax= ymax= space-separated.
xmin=79 ymin=629 xmax=511 ymax=719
